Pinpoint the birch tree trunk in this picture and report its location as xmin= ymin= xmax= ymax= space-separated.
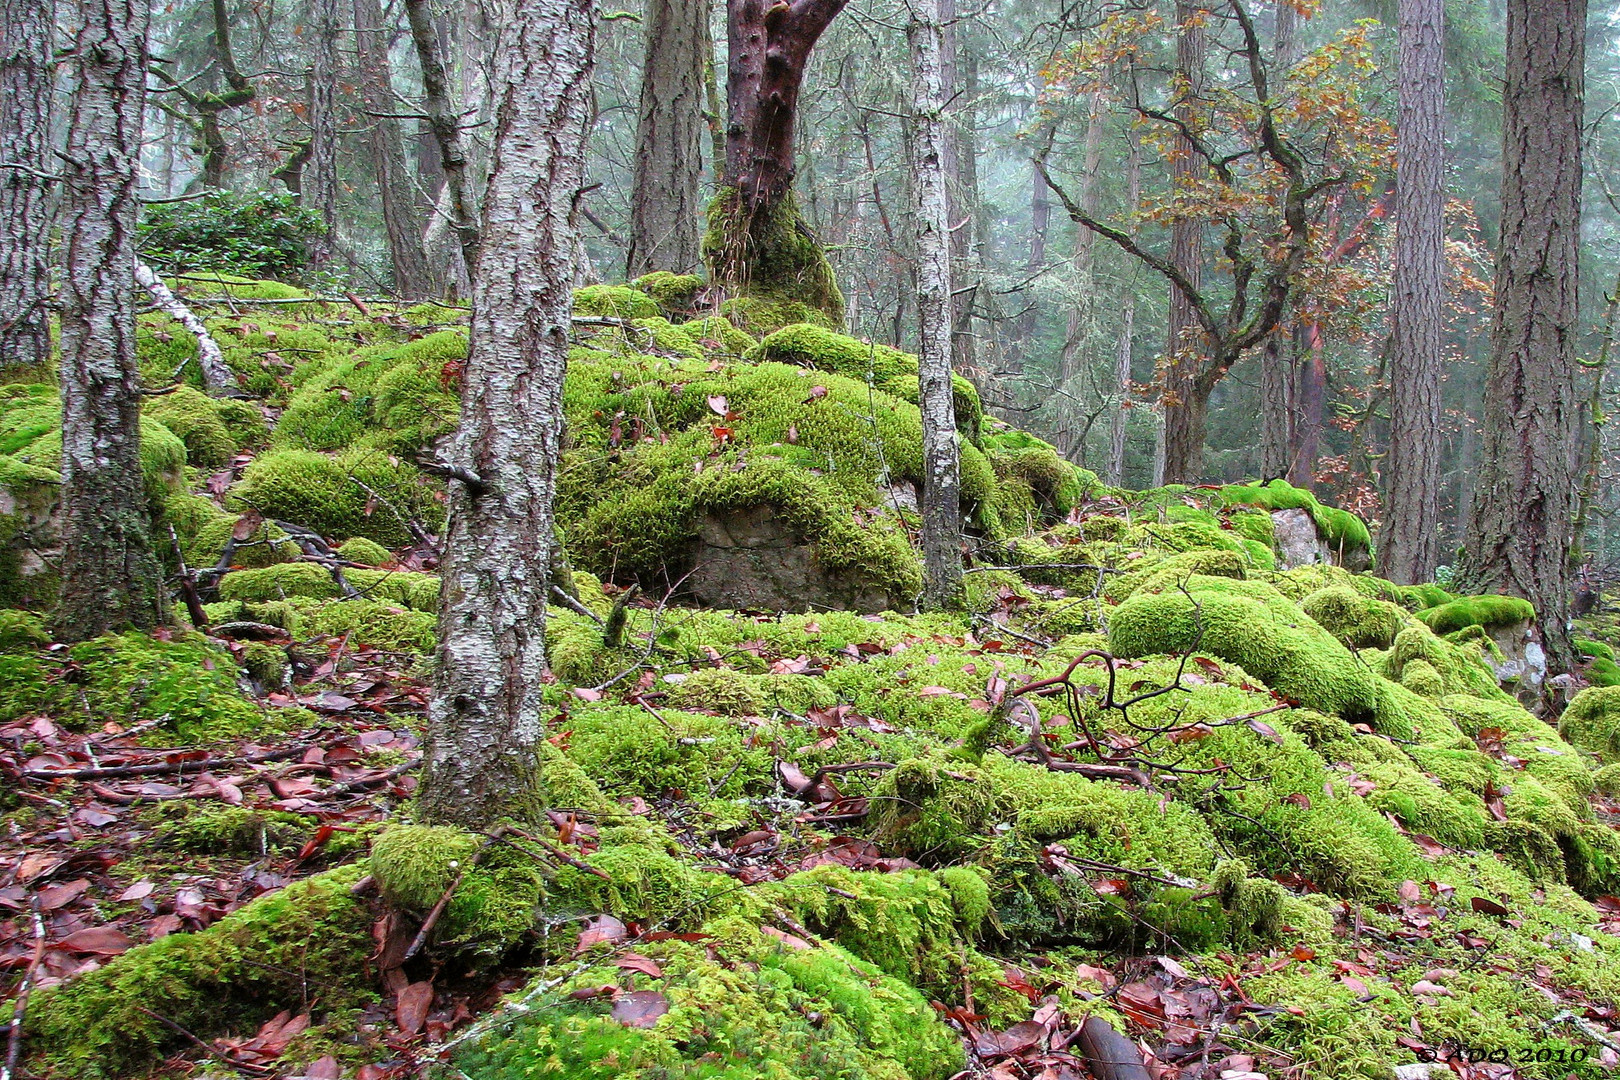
xmin=1162 ymin=0 xmax=1207 ymax=484
xmin=353 ymin=0 xmax=437 ymax=299
xmin=627 ymin=0 xmax=708 ymax=277
xmin=56 ymin=0 xmax=165 ymax=640
xmin=1380 ymin=0 xmax=1446 ymax=584
xmin=419 ymin=0 xmax=594 ymax=828
xmin=0 ymin=0 xmax=55 ymax=378
xmin=1459 ymin=0 xmax=1585 ymax=679
xmin=907 ymin=0 xmax=962 ymax=611
xmin=304 ymin=0 xmax=340 ymax=268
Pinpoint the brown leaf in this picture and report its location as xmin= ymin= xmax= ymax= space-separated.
xmin=305 ymin=1057 xmax=342 ymax=1080
xmin=611 ymin=990 xmax=670 ymax=1028
xmin=1246 ymin=717 xmax=1285 ymax=744
xmin=973 ymin=1020 xmax=1046 ymax=1058
xmin=615 ymin=953 xmax=664 ymax=978
xmin=1397 ymin=879 xmax=1422 ymax=903
xmin=396 ymin=980 xmax=434 ymax=1035
xmin=1470 ymin=895 xmax=1510 ymax=917
xmin=707 ymin=394 xmax=729 ymax=416
xmin=231 ymin=510 xmax=265 ymax=542
xmin=762 ymin=925 xmax=813 ymax=950
xmin=576 ymin=913 xmax=628 ymax=953
xmin=53 ymin=926 xmax=133 ymax=956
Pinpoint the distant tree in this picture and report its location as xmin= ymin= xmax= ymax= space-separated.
xmin=303 ymin=0 xmax=340 ymax=268
xmin=1380 ymin=0 xmax=1446 ymax=584
xmin=0 ymin=0 xmax=54 ymax=377
xmin=1458 ymin=0 xmax=1586 ymax=678
xmin=353 ymin=0 xmax=437 ymax=298
xmin=705 ymin=0 xmax=849 ymax=323
xmin=56 ymin=0 xmax=166 ymax=640
xmin=406 ymin=0 xmax=481 ymax=281
xmin=908 ymin=0 xmax=962 ymax=610
xmin=627 ymin=0 xmax=709 ymax=277
xmin=419 ymin=0 xmax=595 ymax=828
xmin=1163 ymin=0 xmax=1207 ymax=485
xmin=149 ymin=0 xmax=256 ymax=191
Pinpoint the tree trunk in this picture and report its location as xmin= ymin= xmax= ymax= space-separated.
xmin=1380 ymin=0 xmax=1446 ymax=584
xmin=1059 ymin=92 xmax=1104 ymax=387
xmin=304 ymin=0 xmax=340 ymax=268
xmin=941 ymin=7 xmax=976 ymax=377
xmin=406 ymin=0 xmax=480 ymax=279
xmin=56 ymin=0 xmax=165 ymax=640
xmin=420 ymin=0 xmax=595 ymax=829
xmin=706 ymin=0 xmax=847 ymax=322
xmin=1458 ymin=0 xmax=1585 ymax=679
xmin=0 ymin=0 xmax=54 ymax=378
xmin=1107 ymin=129 xmax=1141 ymax=486
xmin=353 ymin=0 xmax=437 ymax=299
xmin=1288 ymin=320 xmax=1325 ymax=488
xmin=627 ymin=0 xmax=708 ymax=277
xmin=1162 ymin=0 xmax=1208 ymax=484
xmin=908 ymin=0 xmax=961 ymax=611
xmin=1257 ymin=0 xmax=1302 ymax=479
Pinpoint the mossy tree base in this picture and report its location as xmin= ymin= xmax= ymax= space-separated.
xmin=703 ymin=187 xmax=845 ymax=331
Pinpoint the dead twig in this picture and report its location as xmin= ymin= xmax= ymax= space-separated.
xmin=0 ymin=901 xmax=45 ymax=1080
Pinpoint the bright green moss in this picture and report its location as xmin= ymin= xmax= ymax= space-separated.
xmin=1105 ymin=548 xmax=1249 ymax=602
xmin=188 ymin=514 xmax=301 ymax=569
xmin=1418 ymin=594 xmax=1536 ymax=635
xmin=276 ymin=331 xmax=465 ymax=453
xmin=220 ymin=561 xmax=341 ymax=602
xmin=630 ymin=272 xmax=703 ymax=313
xmin=309 ymin=599 xmax=437 ymax=651
xmin=1559 ymin=685 xmax=1620 ymax=764
xmin=24 ymin=865 xmax=374 ymax=1080
xmin=1220 ymin=478 xmax=1372 ymax=554
xmin=370 ymin=825 xmax=545 ymax=960
xmin=230 ymin=448 xmax=443 ymax=546
xmin=1379 ymin=625 xmax=1512 ymax=702
xmin=142 ymin=385 xmax=237 ymax=468
xmin=336 ymin=536 xmax=392 ymax=566
xmin=346 ymin=567 xmax=441 ymax=611
xmin=575 ymin=284 xmax=662 ymax=320
xmin=936 ymin=865 xmax=992 ymax=935
xmin=563 ymin=704 xmax=772 ymax=801
xmin=1397 ymin=582 xmax=1456 ymax=611
xmin=1300 ymin=585 xmax=1405 ymax=649
xmin=664 ymin=667 xmax=766 ymax=715
xmin=454 ymin=923 xmax=962 ymax=1080
xmin=680 ymin=314 xmax=757 ymax=355
xmin=12 ymin=415 xmax=187 ymax=507
xmin=0 ymin=609 xmax=48 ymax=651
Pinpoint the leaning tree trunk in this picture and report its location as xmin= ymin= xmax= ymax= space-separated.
xmin=419 ymin=0 xmax=594 ymax=829
xmin=1459 ymin=0 xmax=1585 ymax=679
xmin=56 ymin=0 xmax=165 ymax=641
xmin=406 ymin=0 xmax=480 ymax=278
xmin=0 ymin=0 xmax=54 ymax=379
xmin=353 ymin=0 xmax=438 ymax=299
xmin=626 ymin=0 xmax=708 ymax=277
xmin=1380 ymin=0 xmax=1446 ymax=584
xmin=1161 ymin=0 xmax=1208 ymax=485
xmin=705 ymin=0 xmax=848 ymax=324
xmin=908 ymin=0 xmax=962 ymax=611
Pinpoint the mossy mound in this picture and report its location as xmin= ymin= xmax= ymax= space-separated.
xmin=25 ymin=865 xmax=375 ymax=1080
xmin=1300 ymin=584 xmax=1406 ymax=649
xmin=229 ymin=448 xmax=444 ymax=547
xmin=1218 ymin=478 xmax=1372 ymax=556
xmin=453 ymin=917 xmax=962 ymax=1080
xmin=1559 ymin=685 xmax=1620 ymax=764
xmin=274 ymin=330 xmax=466 ymax=453
xmin=703 ymin=188 xmax=846 ymax=329
xmin=1418 ymin=593 xmax=1537 ymax=635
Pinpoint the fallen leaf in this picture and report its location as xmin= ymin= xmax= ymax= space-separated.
xmin=53 ymin=926 xmax=133 ymax=956
xmin=616 ymin=954 xmax=664 ymax=978
xmin=396 ymin=981 xmax=434 ymax=1035
xmin=611 ymin=990 xmax=669 ymax=1028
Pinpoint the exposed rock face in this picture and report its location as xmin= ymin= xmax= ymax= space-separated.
xmin=1483 ymin=618 xmax=1546 ymax=699
xmin=686 ymin=506 xmax=895 ymax=613
xmin=0 ymin=468 xmax=61 ymax=605
xmin=1270 ymin=508 xmax=1370 ymax=572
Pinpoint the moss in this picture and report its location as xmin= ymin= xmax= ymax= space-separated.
xmin=1595 ymin=763 xmax=1620 ymax=796
xmin=454 ymin=922 xmax=962 ymax=1080
xmin=188 ymin=514 xmax=302 ymax=569
xmin=1219 ymin=478 xmax=1372 ymax=554
xmin=703 ymin=187 xmax=846 ymax=327
xmin=13 ymin=415 xmax=188 ymax=508
xmin=336 ymin=536 xmax=393 ymax=566
xmin=720 ymin=295 xmax=837 ymax=336
xmin=1300 ymin=585 xmax=1406 ymax=649
xmin=276 ymin=331 xmax=466 ymax=453
xmin=574 ymin=284 xmax=661 ymax=321
xmin=230 ymin=448 xmax=443 ymax=546
xmin=1578 ymin=637 xmax=1616 ymax=663
xmin=630 ymin=272 xmax=703 ymax=314
xmin=680 ymin=314 xmax=757 ymax=356
xmin=1380 ymin=625 xmax=1511 ymax=702
xmin=1418 ymin=594 xmax=1537 ymax=635
xmin=0 ymin=609 xmax=48 ymax=651
xmin=563 ymin=704 xmax=772 ymax=801
xmin=237 ymin=640 xmax=289 ymax=689
xmin=142 ymin=385 xmax=238 ymax=468
xmin=1398 ymin=582 xmax=1456 ymax=611
xmin=664 ymin=667 xmax=766 ymax=715
xmin=370 ymin=825 xmax=545 ymax=959
xmin=936 ymin=865 xmax=992 ymax=935
xmin=310 ymin=599 xmax=437 ymax=651
xmin=548 ymin=836 xmax=725 ymax=930
xmin=1559 ymin=685 xmax=1620 ymax=764
xmin=220 ymin=561 xmax=342 ymax=602
xmin=1105 ymin=548 xmax=1249 ymax=602
xmin=24 ymin=864 xmax=374 ymax=1080
xmin=150 ymin=802 xmax=328 ymax=855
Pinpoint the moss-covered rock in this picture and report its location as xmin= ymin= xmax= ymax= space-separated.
xmin=1418 ymin=594 xmax=1537 ymax=635
xmin=1219 ymin=479 xmax=1372 ymax=557
xmin=25 ymin=865 xmax=374 ymax=1080
xmin=1559 ymin=685 xmax=1620 ymax=764
xmin=142 ymin=385 xmax=239 ymax=468
xmin=230 ymin=448 xmax=443 ymax=547
xmin=1300 ymin=584 xmax=1406 ymax=649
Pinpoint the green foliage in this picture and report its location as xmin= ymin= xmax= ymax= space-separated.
xmin=336 ymin=536 xmax=393 ymax=566
xmin=25 ymin=865 xmax=374 ymax=1079
xmin=138 ymin=191 xmax=324 ymax=281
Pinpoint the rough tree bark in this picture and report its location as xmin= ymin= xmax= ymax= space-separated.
xmin=0 ymin=0 xmax=54 ymax=378
xmin=56 ymin=0 xmax=165 ymax=640
xmin=1107 ymin=129 xmax=1141 ymax=486
xmin=1257 ymin=0 xmax=1302 ymax=478
xmin=353 ymin=0 xmax=437 ymax=298
xmin=1162 ymin=0 xmax=1208 ymax=484
xmin=419 ymin=0 xmax=595 ymax=828
xmin=1459 ymin=0 xmax=1585 ymax=678
xmin=1380 ymin=0 xmax=1446 ymax=584
xmin=406 ymin=0 xmax=480 ymax=278
xmin=908 ymin=0 xmax=962 ymax=611
xmin=627 ymin=0 xmax=708 ymax=277
xmin=705 ymin=0 xmax=848 ymax=322
xmin=304 ymin=0 xmax=340 ymax=268
xmin=1058 ymin=92 xmax=1105 ymax=390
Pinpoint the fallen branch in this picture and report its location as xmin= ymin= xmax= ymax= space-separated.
xmin=136 ymin=262 xmax=236 ymax=391
xmin=0 ymin=901 xmax=45 ymax=1080
xmin=553 ymin=585 xmax=604 ymax=626
xmin=25 ymin=745 xmax=303 ymax=781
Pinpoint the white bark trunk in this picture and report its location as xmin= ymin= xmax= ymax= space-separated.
xmin=1107 ymin=129 xmax=1141 ymax=486
xmin=419 ymin=0 xmax=595 ymax=828
xmin=135 ymin=262 xmax=234 ymax=391
xmin=908 ymin=0 xmax=962 ymax=610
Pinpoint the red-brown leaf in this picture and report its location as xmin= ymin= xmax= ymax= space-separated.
xmin=611 ymin=990 xmax=670 ymax=1028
